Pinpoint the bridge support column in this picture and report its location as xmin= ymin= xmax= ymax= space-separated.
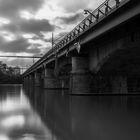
xmin=24 ymin=76 xmax=29 ymax=86
xmin=34 ymin=71 xmax=42 ymax=87
xmin=59 ymin=76 xmax=70 ymax=89
xmin=111 ymin=75 xmax=128 ymax=93
xmin=44 ymin=68 xmax=61 ymax=89
xmin=70 ymin=56 xmax=91 ymax=93
xmin=28 ymin=74 xmax=34 ymax=86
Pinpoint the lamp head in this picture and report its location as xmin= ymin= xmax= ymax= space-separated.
xmin=84 ymin=10 xmax=88 ymax=15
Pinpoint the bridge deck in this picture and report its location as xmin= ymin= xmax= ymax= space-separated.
xmin=23 ymin=0 xmax=138 ymax=76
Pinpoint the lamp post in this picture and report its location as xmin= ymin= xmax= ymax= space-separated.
xmin=115 ymin=0 xmax=120 ymax=7
xmin=84 ymin=9 xmax=99 ymax=21
xmin=84 ymin=9 xmax=93 ymax=16
xmin=52 ymin=32 xmax=54 ymax=49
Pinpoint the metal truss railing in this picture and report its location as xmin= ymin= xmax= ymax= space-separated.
xmin=50 ymin=0 xmax=126 ymax=54
xmin=24 ymin=0 xmax=128 ymax=75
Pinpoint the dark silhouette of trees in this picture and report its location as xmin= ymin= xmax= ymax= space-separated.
xmin=0 ymin=62 xmax=22 ymax=84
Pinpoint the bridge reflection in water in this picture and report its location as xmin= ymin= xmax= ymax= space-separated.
xmin=0 ymin=85 xmax=140 ymax=140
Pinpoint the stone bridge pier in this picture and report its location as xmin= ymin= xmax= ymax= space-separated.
xmin=23 ymin=76 xmax=29 ymax=87
xmin=43 ymin=67 xmax=61 ymax=89
xmin=34 ymin=70 xmax=42 ymax=87
xmin=29 ymin=74 xmax=34 ymax=86
xmin=70 ymin=56 xmax=91 ymax=93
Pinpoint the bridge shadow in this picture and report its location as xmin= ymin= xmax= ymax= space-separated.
xmin=91 ymin=44 xmax=140 ymax=93
xmin=24 ymin=86 xmax=140 ymax=140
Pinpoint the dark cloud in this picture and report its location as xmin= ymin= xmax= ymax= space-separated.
xmin=1 ymin=23 xmax=18 ymax=33
xmin=2 ymin=19 xmax=55 ymax=35
xmin=27 ymin=48 xmax=41 ymax=54
xmin=0 ymin=0 xmax=45 ymax=18
xmin=32 ymin=35 xmax=42 ymax=41
xmin=0 ymin=0 xmax=100 ymax=68
xmin=20 ymin=19 xmax=55 ymax=34
xmin=30 ymin=33 xmax=51 ymax=42
xmin=33 ymin=31 xmax=68 ymax=44
xmin=56 ymin=13 xmax=83 ymax=25
xmin=0 ymin=38 xmax=40 ymax=53
xmin=0 ymin=36 xmax=6 ymax=43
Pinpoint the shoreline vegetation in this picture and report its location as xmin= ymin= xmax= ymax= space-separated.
xmin=0 ymin=73 xmax=22 ymax=84
xmin=0 ymin=61 xmax=22 ymax=84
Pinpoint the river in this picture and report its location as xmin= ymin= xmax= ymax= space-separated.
xmin=0 ymin=84 xmax=140 ymax=140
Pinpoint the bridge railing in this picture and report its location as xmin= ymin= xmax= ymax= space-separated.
xmin=53 ymin=0 xmax=125 ymax=50
xmin=24 ymin=0 xmax=128 ymax=74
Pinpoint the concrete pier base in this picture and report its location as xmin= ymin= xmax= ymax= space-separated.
xmin=23 ymin=76 xmax=29 ymax=86
xmin=29 ymin=75 xmax=34 ymax=86
xmin=44 ymin=77 xmax=61 ymax=89
xmin=59 ymin=76 xmax=70 ymax=89
xmin=111 ymin=76 xmax=128 ymax=93
xmin=34 ymin=72 xmax=42 ymax=87
xmin=70 ymin=56 xmax=91 ymax=94
xmin=70 ymin=72 xmax=91 ymax=93
xmin=43 ymin=68 xmax=61 ymax=89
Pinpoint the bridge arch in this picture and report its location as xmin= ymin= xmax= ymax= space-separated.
xmin=56 ymin=57 xmax=72 ymax=77
xmin=91 ymin=42 xmax=140 ymax=93
xmin=54 ymin=57 xmax=72 ymax=89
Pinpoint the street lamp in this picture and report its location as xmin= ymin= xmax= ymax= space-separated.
xmin=84 ymin=9 xmax=99 ymax=21
xmin=84 ymin=9 xmax=92 ymax=15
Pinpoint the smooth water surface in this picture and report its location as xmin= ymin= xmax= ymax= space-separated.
xmin=0 ymin=85 xmax=52 ymax=140
xmin=0 ymin=85 xmax=140 ymax=140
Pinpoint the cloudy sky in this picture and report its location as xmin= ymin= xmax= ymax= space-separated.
xmin=0 ymin=0 xmax=104 ymax=68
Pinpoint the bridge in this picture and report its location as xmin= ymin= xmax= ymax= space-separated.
xmin=23 ymin=0 xmax=140 ymax=93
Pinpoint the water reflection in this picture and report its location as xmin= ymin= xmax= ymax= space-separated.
xmin=0 ymin=85 xmax=52 ymax=140
xmin=1 ymin=85 xmax=140 ymax=140
xmin=26 ymin=86 xmax=140 ymax=140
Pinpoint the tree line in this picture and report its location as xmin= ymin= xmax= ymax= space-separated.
xmin=0 ymin=62 xmax=22 ymax=84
